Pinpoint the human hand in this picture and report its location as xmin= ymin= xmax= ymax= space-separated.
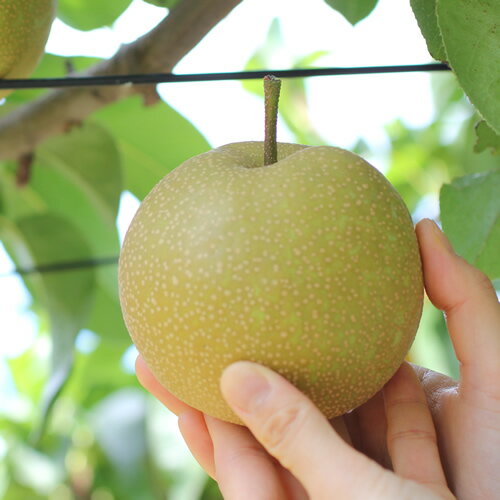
xmin=136 ymin=218 xmax=500 ymax=499
xmin=136 ymin=356 xmax=453 ymax=499
xmin=334 ymin=218 xmax=500 ymax=499
xmin=409 ymin=219 xmax=500 ymax=499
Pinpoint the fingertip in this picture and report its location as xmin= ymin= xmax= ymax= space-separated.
xmin=219 ymin=361 xmax=242 ymax=391
xmin=220 ymin=360 xmax=261 ymax=385
xmin=416 ymin=218 xmax=455 ymax=258
xmin=135 ymin=354 xmax=143 ymax=371
xmin=220 ymin=361 xmax=272 ymax=415
xmin=416 ymin=218 xmax=468 ymax=309
xmin=416 ymin=217 xmax=498 ymax=312
xmin=384 ymin=362 xmax=421 ymax=399
xmin=134 ymin=355 xmax=160 ymax=394
xmin=135 ymin=354 xmax=151 ymax=387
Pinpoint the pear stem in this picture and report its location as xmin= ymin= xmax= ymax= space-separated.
xmin=263 ymin=75 xmax=281 ymax=166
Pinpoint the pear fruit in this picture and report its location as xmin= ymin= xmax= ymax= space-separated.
xmin=119 ymin=141 xmax=424 ymax=424
xmin=0 ymin=0 xmax=56 ymax=99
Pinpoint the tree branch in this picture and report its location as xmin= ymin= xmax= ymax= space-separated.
xmin=0 ymin=0 xmax=243 ymax=161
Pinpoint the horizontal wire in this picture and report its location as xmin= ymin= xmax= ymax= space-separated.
xmin=0 ymin=256 xmax=118 ymax=278
xmin=0 ymin=63 xmax=450 ymax=91
xmin=0 ymin=62 xmax=451 ymax=278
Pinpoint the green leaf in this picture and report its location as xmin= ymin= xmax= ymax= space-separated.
xmin=440 ymin=169 xmax=500 ymax=281
xmin=0 ymin=122 xmax=124 ymax=436
xmin=0 ymin=214 xmax=96 ymax=441
xmin=323 ymin=0 xmax=379 ymax=25
xmin=67 ymin=338 xmax=134 ymax=409
xmin=5 ymin=53 xmax=102 ymax=104
xmin=3 ymin=481 xmax=47 ymax=500
xmin=6 ymin=340 xmax=48 ymax=409
xmin=57 ymin=0 xmax=133 ymax=31
xmin=474 ymin=121 xmax=500 ymax=155
xmin=437 ymin=0 xmax=500 ymax=134
xmin=450 ymin=116 xmax=500 ymax=175
xmin=37 ymin=123 xmax=122 ymax=299
xmin=39 ymin=123 xmax=122 ymax=223
xmin=410 ymin=0 xmax=447 ymax=62
xmin=94 ymin=96 xmax=210 ymax=200
xmin=199 ymin=477 xmax=223 ymax=500
xmin=0 ymin=122 xmax=122 ymax=298
xmin=142 ymin=0 xmax=179 ymax=7
xmin=86 ymin=277 xmax=129 ymax=342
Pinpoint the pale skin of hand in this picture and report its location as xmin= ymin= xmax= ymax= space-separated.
xmin=135 ymin=219 xmax=500 ymax=499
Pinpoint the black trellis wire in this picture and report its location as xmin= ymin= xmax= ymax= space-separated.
xmin=0 ymin=63 xmax=449 ymax=91
xmin=0 ymin=256 xmax=119 ymax=278
xmin=0 ymin=63 xmax=451 ymax=278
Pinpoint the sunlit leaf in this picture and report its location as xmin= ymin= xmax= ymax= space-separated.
xmin=39 ymin=122 xmax=122 ymax=224
xmin=323 ymin=0 xmax=378 ymax=25
xmin=437 ymin=0 xmax=500 ymax=134
xmin=450 ymin=117 xmax=500 ymax=175
xmin=57 ymin=0 xmax=133 ymax=31
xmin=8 ymin=441 xmax=63 ymax=495
xmin=67 ymin=338 xmax=134 ymax=409
xmin=94 ymin=96 xmax=210 ymax=200
xmin=143 ymin=0 xmax=179 ymax=7
xmin=0 ymin=122 xmax=122 ymax=297
xmin=474 ymin=121 xmax=500 ymax=155
xmin=410 ymin=0 xmax=447 ymax=62
xmin=6 ymin=339 xmax=47 ymax=410
xmin=384 ymin=118 xmax=457 ymax=211
xmin=440 ymin=169 xmax=500 ymax=281
xmin=2 ymin=478 xmax=48 ymax=500
xmin=86 ymin=279 xmax=129 ymax=342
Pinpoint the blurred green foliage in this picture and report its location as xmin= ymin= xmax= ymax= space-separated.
xmin=0 ymin=1 xmax=498 ymax=498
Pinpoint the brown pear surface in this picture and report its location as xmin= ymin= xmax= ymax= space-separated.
xmin=0 ymin=0 xmax=56 ymax=99
xmin=119 ymin=142 xmax=424 ymax=424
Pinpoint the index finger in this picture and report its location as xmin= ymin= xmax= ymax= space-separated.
xmin=416 ymin=219 xmax=500 ymax=397
xmin=135 ymin=355 xmax=191 ymax=415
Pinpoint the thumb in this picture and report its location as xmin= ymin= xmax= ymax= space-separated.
xmin=220 ymin=361 xmax=386 ymax=499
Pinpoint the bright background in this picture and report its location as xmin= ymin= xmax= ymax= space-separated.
xmin=0 ymin=1 xmax=475 ymax=498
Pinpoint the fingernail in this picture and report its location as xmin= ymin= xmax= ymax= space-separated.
xmin=220 ymin=362 xmax=271 ymax=414
xmin=426 ymin=219 xmax=455 ymax=255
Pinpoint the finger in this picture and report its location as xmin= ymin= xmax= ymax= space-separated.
xmin=345 ymin=391 xmax=391 ymax=468
xmin=410 ymin=363 xmax=457 ymax=410
xmin=204 ymin=415 xmax=292 ymax=500
xmin=384 ymin=362 xmax=447 ymax=489
xmin=330 ymin=416 xmax=353 ymax=446
xmin=135 ymin=355 xmax=190 ymax=415
xmin=178 ymin=410 xmax=216 ymax=479
xmin=416 ymin=219 xmax=500 ymax=394
xmin=220 ymin=361 xmax=388 ymax=499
